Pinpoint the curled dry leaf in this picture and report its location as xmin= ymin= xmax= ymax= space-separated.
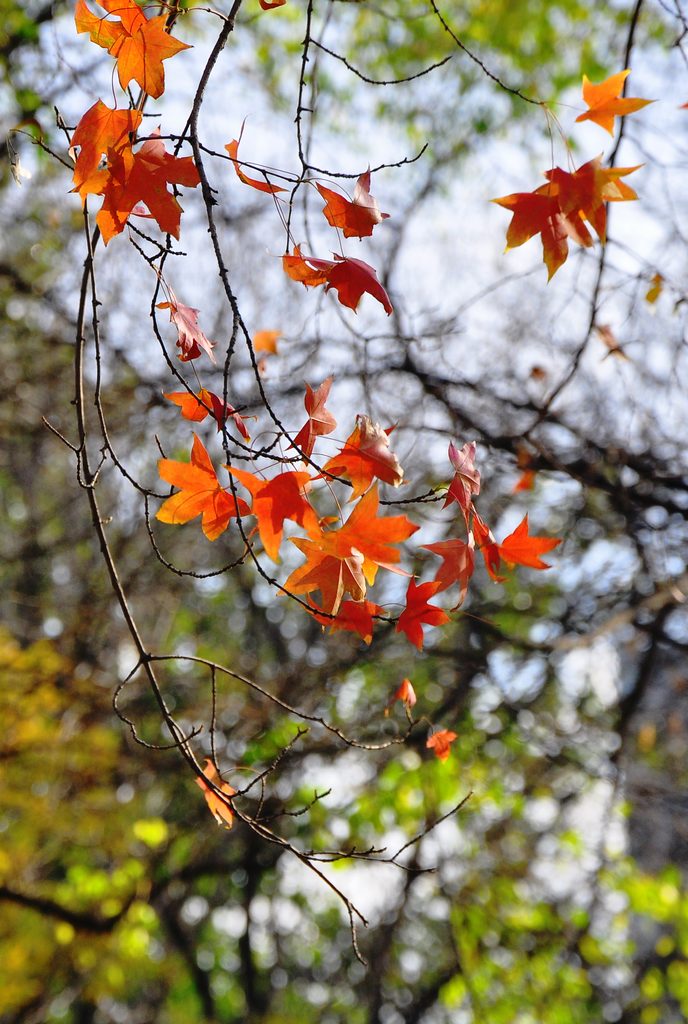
xmin=316 ymin=170 xmax=390 ymax=238
xmin=293 ymin=378 xmax=337 ymax=459
xmin=323 ymin=415 xmax=403 ymax=499
xmin=225 ymin=127 xmax=287 ymax=194
xmin=157 ymin=288 xmax=216 ymax=363
xmin=196 ymin=758 xmax=235 ymax=829
xmin=385 ymin=677 xmax=417 ymax=716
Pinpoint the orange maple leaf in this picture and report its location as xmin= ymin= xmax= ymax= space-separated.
xmin=544 ymin=157 xmax=639 ymax=246
xmin=422 ymin=536 xmax=475 ymax=609
xmin=282 ymin=246 xmax=331 ymax=287
xmin=78 ymin=134 xmax=200 ymax=244
xmin=322 ymin=415 xmax=403 ymax=499
xmin=164 ymin=389 xmax=251 ymax=438
xmin=227 ymin=468 xmax=318 ymax=562
xmin=396 ymin=578 xmax=450 ymax=650
xmin=285 ymin=485 xmax=418 ymax=614
xmin=225 ymin=127 xmax=287 ymax=194
xmin=498 ymin=514 xmax=561 ymax=570
xmin=259 ymin=0 xmax=287 ymax=9
xmin=426 ymin=728 xmax=458 ymax=762
xmin=157 ymin=289 xmax=215 ymax=363
xmin=293 ymin=378 xmax=337 ymax=459
xmin=196 ymin=759 xmax=235 ymax=829
xmin=75 ymin=0 xmax=190 ymax=99
xmin=156 ymin=434 xmax=250 ymax=541
xmin=575 ymin=69 xmax=653 ymax=136
xmin=316 ymin=170 xmax=390 ymax=238
xmin=513 ymin=469 xmax=536 ymax=493
xmin=253 ymin=330 xmax=282 ymax=354
xmin=70 ymin=100 xmax=141 ymax=195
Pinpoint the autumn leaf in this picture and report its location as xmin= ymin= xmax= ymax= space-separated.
xmin=310 ymin=599 xmax=383 ymax=645
xmin=575 ymin=69 xmax=653 ymax=136
xmin=426 ymin=728 xmax=457 ymax=762
xmin=494 ymin=158 xmax=639 ymax=278
xmin=544 ymin=157 xmax=640 ymax=246
xmin=196 ymin=758 xmax=235 ymax=829
xmin=164 ymin=389 xmax=251 ymax=438
xmin=283 ymin=249 xmax=393 ymax=314
xmin=396 ymin=578 xmax=450 ymax=650
xmin=422 ymin=536 xmax=475 ymax=609
xmin=472 ymin=511 xmax=504 ymax=582
xmin=259 ymin=0 xmax=287 ymax=9
xmin=78 ymin=134 xmax=200 ymax=244
xmin=596 ymin=324 xmax=629 ymax=361
xmin=492 ymin=190 xmax=569 ymax=280
xmin=513 ymin=469 xmax=536 ymax=493
xmin=645 ymin=273 xmax=663 ymax=304
xmin=157 ymin=288 xmax=215 ymax=363
xmin=282 ymin=246 xmax=331 ymax=287
xmin=227 ymin=468 xmax=318 ymax=562
xmin=253 ymin=330 xmax=282 ymax=354
xmin=285 ymin=485 xmax=418 ymax=615
xmin=444 ymin=440 xmax=480 ymax=521
xmin=293 ymin=378 xmax=337 ymax=459
xmin=315 ymin=254 xmax=394 ymax=315
xmin=225 ymin=127 xmax=286 ymax=194
xmin=498 ymin=514 xmax=561 ymax=570
xmin=75 ymin=0 xmax=190 ymax=99
xmin=157 ymin=435 xmax=250 ymax=541
xmin=385 ymin=677 xmax=417 ymax=716
xmin=316 ymin=170 xmax=390 ymax=238
xmin=70 ymin=100 xmax=141 ymax=195
xmin=322 ymin=415 xmax=403 ymax=498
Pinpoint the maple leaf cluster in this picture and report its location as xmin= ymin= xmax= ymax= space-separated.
xmin=71 ymin=2 xmax=198 ymax=243
xmin=157 ymin=378 xmax=561 ymax=657
xmin=494 ymin=70 xmax=651 ymax=278
xmin=226 ymin=125 xmax=393 ymax=315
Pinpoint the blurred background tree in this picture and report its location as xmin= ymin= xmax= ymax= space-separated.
xmin=2 ymin=1 xmax=688 ymax=1022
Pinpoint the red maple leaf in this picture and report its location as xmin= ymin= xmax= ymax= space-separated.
xmin=316 ymin=170 xmax=390 ymax=238
xmin=75 ymin=0 xmax=190 ymax=99
xmin=284 ymin=485 xmax=418 ymax=615
xmin=196 ymin=759 xmax=235 ymax=829
xmin=227 ymin=469 xmax=318 ymax=562
xmin=225 ymin=126 xmax=286 ymax=194
xmin=70 ymin=100 xmax=142 ymax=195
xmin=422 ymin=535 xmax=475 ymax=609
xmin=78 ymin=134 xmax=200 ymax=244
xmin=156 ymin=435 xmax=250 ymax=541
xmin=498 ymin=514 xmax=561 ymax=570
xmin=426 ymin=728 xmax=458 ymax=762
xmin=575 ymin=69 xmax=653 ymax=136
xmin=310 ymin=599 xmax=383 ymax=645
xmin=472 ymin=511 xmax=504 ymax=582
xmin=157 ymin=289 xmax=215 ymax=363
xmin=292 ymin=377 xmax=337 ymax=458
xmin=283 ymin=249 xmax=393 ymax=314
xmin=322 ymin=415 xmax=403 ymax=499
xmin=396 ymin=578 xmax=450 ymax=650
